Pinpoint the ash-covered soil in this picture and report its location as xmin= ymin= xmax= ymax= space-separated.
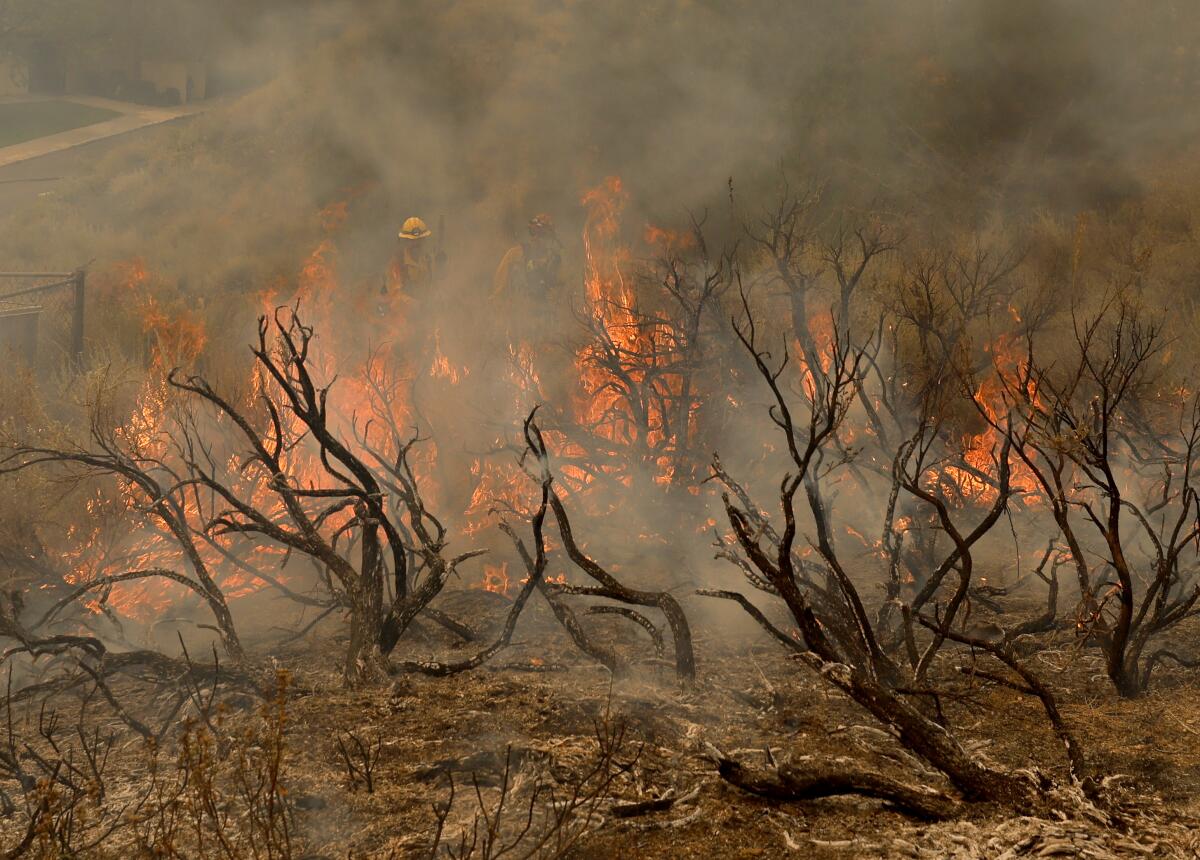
xmin=4 ymin=592 xmax=1200 ymax=858
xmin=262 ymin=596 xmax=1200 ymax=857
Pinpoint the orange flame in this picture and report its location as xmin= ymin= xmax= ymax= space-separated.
xmin=480 ymin=563 xmax=511 ymax=596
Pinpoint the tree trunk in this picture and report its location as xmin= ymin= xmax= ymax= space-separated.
xmin=713 ymin=752 xmax=961 ymax=820
xmin=821 ymin=660 xmax=1037 ymax=808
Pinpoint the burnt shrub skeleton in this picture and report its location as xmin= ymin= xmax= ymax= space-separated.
xmin=2 ymin=187 xmax=1200 ymax=840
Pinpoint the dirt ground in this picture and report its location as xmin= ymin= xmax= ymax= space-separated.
xmin=272 ymin=597 xmax=1200 ymax=858
xmin=4 ymin=593 xmax=1200 ymax=858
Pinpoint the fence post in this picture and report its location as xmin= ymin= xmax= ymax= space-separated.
xmin=71 ymin=269 xmax=86 ymax=370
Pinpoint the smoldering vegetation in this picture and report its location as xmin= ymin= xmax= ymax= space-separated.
xmin=4 ymin=1 xmax=1200 ymax=857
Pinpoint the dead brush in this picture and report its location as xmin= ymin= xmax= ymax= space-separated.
xmin=336 ymin=728 xmax=383 ymax=793
xmin=426 ymin=716 xmax=640 ymax=860
xmin=124 ymin=669 xmax=296 ymax=859
xmin=0 ymin=671 xmax=132 ymax=860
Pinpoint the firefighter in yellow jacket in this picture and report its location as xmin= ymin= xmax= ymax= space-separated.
xmin=386 ymin=216 xmax=436 ymax=300
xmin=491 ymin=214 xmax=562 ymax=305
xmin=378 ymin=216 xmax=438 ymax=378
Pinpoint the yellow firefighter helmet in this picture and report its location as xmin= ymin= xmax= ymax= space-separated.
xmin=529 ymin=213 xmax=555 ymax=236
xmin=398 ymin=217 xmax=432 ymax=240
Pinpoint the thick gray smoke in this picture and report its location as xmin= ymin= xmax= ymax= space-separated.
xmin=227 ymin=2 xmax=1185 ymax=217
xmin=227 ymin=0 xmax=1198 ymax=222
xmin=7 ymin=0 xmax=1200 ymax=290
xmin=3 ymin=0 xmax=1200 ymax=644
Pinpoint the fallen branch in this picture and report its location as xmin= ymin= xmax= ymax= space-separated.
xmin=548 ymin=491 xmax=696 ymax=685
xmin=586 ymin=605 xmax=665 ymax=658
xmin=705 ymin=745 xmax=960 ymax=820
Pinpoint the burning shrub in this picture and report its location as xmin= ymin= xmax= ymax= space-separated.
xmin=1 ymin=307 xmax=497 ymax=686
xmin=1002 ymin=299 xmax=1200 ymax=697
xmin=702 ymin=277 xmax=1104 ymax=815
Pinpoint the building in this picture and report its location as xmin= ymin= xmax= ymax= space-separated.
xmin=1 ymin=39 xmax=208 ymax=106
xmin=0 ymin=54 xmax=29 ymax=97
xmin=139 ymin=58 xmax=208 ymax=103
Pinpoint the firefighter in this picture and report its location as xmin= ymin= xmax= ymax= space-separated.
xmin=486 ymin=213 xmax=573 ymax=415
xmin=386 ymin=216 xmax=436 ymax=300
xmin=491 ymin=213 xmax=563 ymax=303
xmin=377 ymin=216 xmax=438 ymax=377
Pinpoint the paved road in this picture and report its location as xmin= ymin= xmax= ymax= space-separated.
xmin=0 ymin=96 xmax=206 ymax=169
xmin=0 ymin=96 xmax=209 ymax=216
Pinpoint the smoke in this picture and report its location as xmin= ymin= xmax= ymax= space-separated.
xmin=5 ymin=0 xmax=1200 ymax=649
xmin=8 ymin=1 xmax=1200 ymax=290
xmin=124 ymin=0 xmax=1193 ymax=374
xmin=236 ymin=0 xmax=1195 ymax=220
